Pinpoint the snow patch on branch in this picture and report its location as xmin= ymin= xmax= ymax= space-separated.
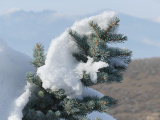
xmin=76 ymin=57 xmax=108 ymax=83
xmin=82 ymin=87 xmax=104 ymax=98
xmin=87 ymin=111 xmax=116 ymax=120
xmin=37 ymin=11 xmax=116 ymax=98
xmin=71 ymin=11 xmax=117 ymax=35
xmin=8 ymin=83 xmax=32 ymax=120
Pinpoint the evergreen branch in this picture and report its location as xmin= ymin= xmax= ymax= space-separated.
xmin=100 ymin=96 xmax=118 ymax=108
xmin=30 ymin=43 xmax=45 ymax=69
xmin=69 ymin=29 xmax=89 ymax=55
xmin=81 ymin=68 xmax=124 ymax=86
xmin=26 ymin=72 xmax=42 ymax=87
xmin=114 ymin=65 xmax=127 ymax=72
xmin=98 ymin=67 xmax=124 ymax=83
xmin=72 ymin=53 xmax=88 ymax=63
xmin=102 ymin=34 xmax=127 ymax=43
xmin=80 ymin=71 xmax=95 ymax=87
xmin=76 ymin=96 xmax=117 ymax=113
xmin=62 ymin=97 xmax=110 ymax=116
xmin=95 ymin=52 xmax=109 ymax=57
xmin=91 ymin=41 xmax=98 ymax=56
xmin=89 ymin=21 xmax=101 ymax=39
xmin=108 ymin=47 xmax=132 ymax=57
xmin=103 ymin=17 xmax=120 ymax=37
xmin=81 ymin=71 xmax=109 ymax=87
xmin=107 ymin=73 xmax=123 ymax=83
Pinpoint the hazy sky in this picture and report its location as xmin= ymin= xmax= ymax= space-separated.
xmin=0 ymin=0 xmax=160 ymax=20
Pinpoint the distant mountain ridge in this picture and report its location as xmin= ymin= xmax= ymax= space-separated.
xmin=0 ymin=10 xmax=75 ymax=56
xmin=0 ymin=10 xmax=160 ymax=59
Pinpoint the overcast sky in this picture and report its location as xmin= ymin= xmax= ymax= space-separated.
xmin=0 ymin=0 xmax=160 ymax=21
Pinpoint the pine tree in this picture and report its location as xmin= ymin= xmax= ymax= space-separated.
xmin=22 ymin=17 xmax=131 ymax=120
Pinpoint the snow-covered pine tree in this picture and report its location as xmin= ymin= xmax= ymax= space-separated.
xmin=22 ymin=12 xmax=132 ymax=120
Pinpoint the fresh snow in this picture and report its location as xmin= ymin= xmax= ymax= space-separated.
xmin=37 ymin=32 xmax=84 ymax=98
xmin=70 ymin=11 xmax=117 ymax=35
xmin=82 ymin=87 xmax=104 ymax=98
xmin=76 ymin=57 xmax=108 ymax=83
xmin=0 ymin=39 xmax=33 ymax=120
xmin=8 ymin=83 xmax=32 ymax=120
xmin=87 ymin=111 xmax=116 ymax=120
xmin=37 ymin=11 xmax=116 ymax=98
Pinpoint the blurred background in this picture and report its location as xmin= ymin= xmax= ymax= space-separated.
xmin=0 ymin=0 xmax=160 ymax=119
